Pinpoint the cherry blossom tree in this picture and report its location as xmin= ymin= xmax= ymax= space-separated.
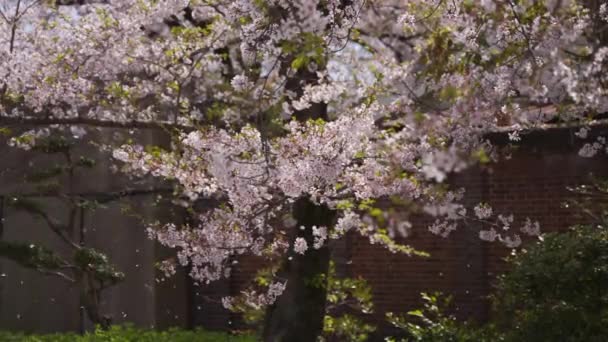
xmin=2 ymin=0 xmax=607 ymax=340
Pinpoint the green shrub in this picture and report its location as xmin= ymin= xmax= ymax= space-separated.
xmin=386 ymin=292 xmax=496 ymax=342
xmin=0 ymin=325 xmax=256 ymax=342
xmin=320 ymin=262 xmax=376 ymax=342
xmin=492 ymin=224 xmax=608 ymax=342
xmin=386 ymin=224 xmax=608 ymax=342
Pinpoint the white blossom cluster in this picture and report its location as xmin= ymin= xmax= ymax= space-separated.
xmin=473 ymin=204 xmax=541 ymax=248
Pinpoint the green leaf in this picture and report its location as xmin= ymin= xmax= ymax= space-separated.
xmin=407 ymin=309 xmax=425 ymax=318
xmin=291 ymin=55 xmax=308 ymax=70
xmin=0 ymin=127 xmax=12 ymax=136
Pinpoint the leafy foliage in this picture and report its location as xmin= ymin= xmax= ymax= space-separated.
xmin=74 ymin=248 xmax=125 ymax=284
xmin=322 ymin=313 xmax=374 ymax=342
xmin=0 ymin=241 xmax=65 ymax=271
xmin=492 ymin=224 xmax=608 ymax=342
xmin=321 ymin=262 xmax=376 ymax=342
xmin=386 ymin=292 xmax=495 ymax=342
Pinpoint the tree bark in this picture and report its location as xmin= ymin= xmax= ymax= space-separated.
xmin=263 ymin=198 xmax=336 ymax=342
xmin=80 ymin=273 xmax=112 ymax=330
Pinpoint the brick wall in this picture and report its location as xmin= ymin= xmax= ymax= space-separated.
xmin=190 ymin=125 xmax=608 ymax=336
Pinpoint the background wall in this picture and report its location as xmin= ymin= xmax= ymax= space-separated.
xmin=0 ymin=128 xmax=188 ymax=333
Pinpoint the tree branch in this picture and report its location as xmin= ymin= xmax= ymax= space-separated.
xmin=0 ymin=115 xmax=194 ymax=131
xmin=2 ymin=187 xmax=175 ymax=203
xmin=39 ymin=269 xmax=76 ymax=283
xmin=9 ymin=0 xmax=22 ymax=53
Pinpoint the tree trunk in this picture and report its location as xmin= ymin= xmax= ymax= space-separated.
xmin=261 ymin=41 xmax=333 ymax=340
xmin=80 ymin=273 xmax=112 ymax=330
xmin=262 ymin=198 xmax=335 ymax=342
